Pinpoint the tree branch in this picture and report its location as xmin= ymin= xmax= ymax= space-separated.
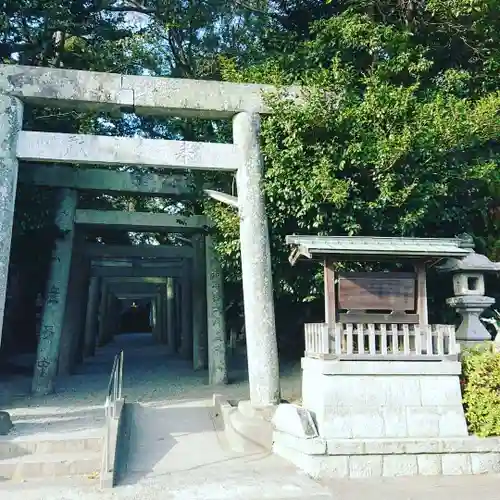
xmin=104 ymin=5 xmax=157 ymax=14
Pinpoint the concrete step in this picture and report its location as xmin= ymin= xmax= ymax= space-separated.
xmin=0 ymin=434 xmax=103 ymax=459
xmin=0 ymin=451 xmax=101 ymax=480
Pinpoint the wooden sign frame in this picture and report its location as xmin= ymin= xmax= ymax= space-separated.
xmin=323 ymin=258 xmax=429 ymax=326
xmin=339 ymin=271 xmax=415 ymax=307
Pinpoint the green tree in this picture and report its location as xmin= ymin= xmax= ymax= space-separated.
xmin=211 ymin=4 xmax=499 ymax=334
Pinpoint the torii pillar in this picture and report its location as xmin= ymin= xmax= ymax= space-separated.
xmin=58 ymin=233 xmax=89 ymax=375
xmin=0 ymin=96 xmax=22 ymax=346
xmin=192 ymin=234 xmax=208 ymax=369
xmin=32 ymin=188 xmax=78 ymax=395
xmin=83 ymin=276 xmax=101 ymax=357
xmin=165 ymin=277 xmax=176 ymax=353
xmin=234 ymin=112 xmax=280 ymax=407
xmin=0 ymin=95 xmax=23 ymax=432
xmin=205 ymin=235 xmax=227 ymax=384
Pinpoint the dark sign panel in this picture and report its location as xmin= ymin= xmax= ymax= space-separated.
xmin=338 ymin=272 xmax=416 ymax=311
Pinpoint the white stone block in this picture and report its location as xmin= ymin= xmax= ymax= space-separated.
xmin=272 ymin=403 xmax=318 ymax=438
xmin=349 ymin=455 xmax=383 ymax=478
xmin=320 ymin=411 xmax=353 ymax=439
xmin=405 ymin=439 xmax=442 ymax=454
xmin=364 ymin=440 xmax=405 ymax=455
xmin=420 ymin=376 xmax=463 ymax=406
xmin=382 ymin=455 xmax=418 ymax=477
xmin=320 ymin=456 xmax=349 ymax=478
xmin=320 ymin=376 xmax=422 ymax=408
xmin=438 ymin=408 xmax=468 ymax=437
xmin=382 ymin=408 xmax=409 ymax=438
xmin=301 ymin=370 xmax=324 ymax=415
xmin=406 ymin=407 xmax=440 ymax=438
xmin=441 ymin=436 xmax=500 ymax=453
xmin=304 ymin=358 xmax=461 ymax=376
xmin=273 ymin=431 xmax=326 ymax=455
xmin=326 ymin=439 xmax=364 ymax=455
xmin=417 ymin=454 xmax=442 ymax=475
xmin=441 ymin=453 xmax=472 ymax=475
xmin=470 ymin=453 xmax=500 ymax=474
xmin=320 ymin=376 xmax=365 ymax=407
xmin=350 ymin=410 xmax=385 ymax=438
xmin=385 ymin=377 xmax=422 ymax=406
xmin=272 ymin=442 xmax=322 ymax=479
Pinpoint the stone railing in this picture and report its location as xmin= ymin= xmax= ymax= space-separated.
xmin=304 ymin=322 xmax=459 ymax=360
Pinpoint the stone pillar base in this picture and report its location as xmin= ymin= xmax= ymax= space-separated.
xmin=0 ymin=410 xmax=13 ymax=435
xmin=213 ymin=395 xmax=277 ymax=453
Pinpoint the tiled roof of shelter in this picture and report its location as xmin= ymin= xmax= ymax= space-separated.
xmin=285 ymin=235 xmax=474 ymax=263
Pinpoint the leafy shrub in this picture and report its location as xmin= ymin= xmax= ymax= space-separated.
xmin=461 ymin=343 xmax=500 ymax=437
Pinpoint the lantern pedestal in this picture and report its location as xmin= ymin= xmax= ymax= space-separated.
xmin=447 ymin=295 xmax=495 ymax=347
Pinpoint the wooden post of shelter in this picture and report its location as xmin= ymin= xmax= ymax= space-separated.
xmin=323 ymin=257 xmax=336 ymax=351
xmin=416 ymin=262 xmax=429 ymax=326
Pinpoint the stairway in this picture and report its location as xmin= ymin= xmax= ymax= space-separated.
xmin=0 ymin=431 xmax=102 ymax=482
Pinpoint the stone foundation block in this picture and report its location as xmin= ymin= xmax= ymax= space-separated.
xmin=349 ymin=455 xmax=383 ymax=478
xmin=273 ymin=432 xmax=500 ymax=479
xmin=302 ymin=359 xmax=468 ymax=440
xmin=273 ymin=431 xmax=326 ymax=455
xmin=383 ymin=454 xmax=418 ymax=477
xmin=441 ymin=453 xmax=472 ymax=475
xmin=417 ymin=454 xmax=442 ymax=475
xmin=471 ymin=453 xmax=500 ymax=474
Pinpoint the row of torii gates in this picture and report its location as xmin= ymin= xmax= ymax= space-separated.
xmin=0 ymin=64 xmax=298 ymax=406
xmin=29 ymin=197 xmax=224 ymax=396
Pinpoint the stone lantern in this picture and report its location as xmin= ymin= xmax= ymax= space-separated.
xmin=438 ymin=252 xmax=500 ymax=346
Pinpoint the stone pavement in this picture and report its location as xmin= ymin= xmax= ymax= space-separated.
xmin=325 ymin=474 xmax=500 ymax=500
xmin=1 ymin=463 xmax=499 ymax=500
xmin=1 ymin=333 xmax=499 ymax=499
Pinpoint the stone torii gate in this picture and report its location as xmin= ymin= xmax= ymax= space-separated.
xmin=97 ymin=279 xmax=169 ymax=347
xmin=34 ymin=205 xmax=213 ymax=394
xmin=79 ymin=245 xmax=192 ymax=357
xmin=91 ymin=263 xmax=192 ymax=355
xmin=0 ymin=64 xmax=287 ymax=408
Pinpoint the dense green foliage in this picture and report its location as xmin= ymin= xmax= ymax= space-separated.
xmin=1 ymin=0 xmax=499 ymax=354
xmin=211 ymin=2 xmax=500 ymax=307
xmin=462 ymin=343 xmax=500 ymax=437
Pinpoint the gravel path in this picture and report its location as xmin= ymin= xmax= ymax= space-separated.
xmin=3 ymin=333 xmax=302 ymax=437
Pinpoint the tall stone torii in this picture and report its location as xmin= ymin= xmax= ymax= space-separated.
xmin=0 ymin=64 xmax=299 ymax=408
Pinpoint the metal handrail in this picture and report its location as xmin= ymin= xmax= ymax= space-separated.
xmin=105 ymin=351 xmax=124 ymax=419
xmin=102 ymin=350 xmax=124 ymax=480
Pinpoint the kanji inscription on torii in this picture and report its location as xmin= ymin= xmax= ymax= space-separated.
xmin=338 ymin=272 xmax=416 ymax=312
